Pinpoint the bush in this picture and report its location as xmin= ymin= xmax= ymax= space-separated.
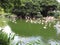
xmin=0 ymin=14 xmax=8 ymax=27
xmin=54 ymin=11 xmax=60 ymax=18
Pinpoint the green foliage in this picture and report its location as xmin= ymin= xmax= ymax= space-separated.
xmin=0 ymin=7 xmax=4 ymax=14
xmin=57 ymin=3 xmax=60 ymax=10
xmin=0 ymin=14 xmax=8 ymax=27
xmin=40 ymin=0 xmax=58 ymax=6
xmin=48 ymin=11 xmax=55 ymax=16
xmin=0 ymin=30 xmax=10 ymax=45
xmin=53 ymin=11 xmax=60 ymax=18
xmin=0 ymin=0 xmax=12 ymax=12
xmin=0 ymin=0 xmax=59 ymax=16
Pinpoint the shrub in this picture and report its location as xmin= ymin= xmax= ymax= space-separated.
xmin=53 ymin=11 xmax=60 ymax=18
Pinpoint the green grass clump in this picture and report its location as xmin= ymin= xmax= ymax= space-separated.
xmin=0 ymin=15 xmax=8 ymax=27
xmin=0 ymin=30 xmax=10 ymax=45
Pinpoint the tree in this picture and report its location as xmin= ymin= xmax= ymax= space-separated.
xmin=0 ymin=0 xmax=59 ymax=18
xmin=39 ymin=0 xmax=58 ymax=16
xmin=12 ymin=0 xmax=41 ymax=19
xmin=0 ymin=0 xmax=12 ymax=12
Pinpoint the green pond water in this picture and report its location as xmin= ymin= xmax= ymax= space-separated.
xmin=8 ymin=20 xmax=60 ymax=41
xmin=0 ymin=15 xmax=60 ymax=45
xmin=0 ymin=19 xmax=60 ymax=45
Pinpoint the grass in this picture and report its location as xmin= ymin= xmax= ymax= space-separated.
xmin=0 ymin=15 xmax=8 ymax=27
xmin=8 ymin=19 xmax=58 ymax=40
xmin=0 ymin=30 xmax=10 ymax=45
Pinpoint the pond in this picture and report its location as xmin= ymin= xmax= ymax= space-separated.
xmin=7 ymin=20 xmax=60 ymax=45
xmin=0 ymin=19 xmax=60 ymax=45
